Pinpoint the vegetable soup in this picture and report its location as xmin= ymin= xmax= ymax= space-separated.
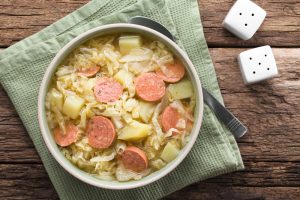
xmin=45 ymin=34 xmax=195 ymax=182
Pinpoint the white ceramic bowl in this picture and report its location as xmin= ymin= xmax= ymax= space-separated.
xmin=38 ymin=23 xmax=203 ymax=189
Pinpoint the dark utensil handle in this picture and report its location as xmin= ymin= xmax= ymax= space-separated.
xmin=202 ymin=88 xmax=247 ymax=139
xmin=129 ymin=16 xmax=176 ymax=41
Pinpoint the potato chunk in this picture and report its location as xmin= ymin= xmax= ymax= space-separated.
xmin=62 ymin=95 xmax=85 ymax=119
xmin=138 ymin=101 xmax=156 ymax=123
xmin=119 ymin=36 xmax=142 ymax=54
xmin=50 ymin=88 xmax=63 ymax=111
xmin=114 ymin=69 xmax=134 ymax=88
xmin=160 ymin=142 xmax=180 ymax=163
xmin=168 ymin=79 xmax=193 ymax=100
xmin=118 ymin=120 xmax=152 ymax=141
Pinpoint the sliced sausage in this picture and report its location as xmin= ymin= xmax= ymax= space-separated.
xmin=134 ymin=73 xmax=166 ymax=102
xmin=54 ymin=123 xmax=78 ymax=147
xmin=77 ymin=66 xmax=100 ymax=77
xmin=156 ymin=59 xmax=185 ymax=83
xmin=94 ymin=78 xmax=123 ymax=103
xmin=121 ymin=146 xmax=148 ymax=172
xmin=86 ymin=116 xmax=116 ymax=149
xmin=161 ymin=106 xmax=181 ymax=133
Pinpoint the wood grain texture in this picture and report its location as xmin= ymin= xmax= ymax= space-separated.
xmin=0 ymin=164 xmax=58 ymax=200
xmin=212 ymin=48 xmax=300 ymax=164
xmin=165 ymin=185 xmax=300 ymax=200
xmin=0 ymin=0 xmax=300 ymax=199
xmin=1 ymin=164 xmax=300 ymax=200
xmin=0 ymin=0 xmax=299 ymax=47
xmin=199 ymin=0 xmax=300 ymax=47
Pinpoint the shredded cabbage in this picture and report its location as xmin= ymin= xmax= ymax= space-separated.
xmin=152 ymin=96 xmax=169 ymax=137
xmin=123 ymin=98 xmax=138 ymax=112
xmin=176 ymin=118 xmax=186 ymax=129
xmin=56 ymin=65 xmax=75 ymax=77
xmin=115 ymin=164 xmax=151 ymax=182
xmin=151 ymin=159 xmax=166 ymax=170
xmin=114 ymin=141 xmax=127 ymax=154
xmin=52 ymin=106 xmax=66 ymax=135
xmin=170 ymin=100 xmax=194 ymax=122
xmin=111 ymin=116 xmax=124 ymax=129
xmin=94 ymin=172 xmax=115 ymax=181
xmin=165 ymin=128 xmax=179 ymax=138
xmin=119 ymin=47 xmax=153 ymax=62
xmin=74 ymin=137 xmax=93 ymax=152
xmin=103 ymin=44 xmax=121 ymax=75
xmin=90 ymin=150 xmax=116 ymax=162
xmin=149 ymin=96 xmax=170 ymax=150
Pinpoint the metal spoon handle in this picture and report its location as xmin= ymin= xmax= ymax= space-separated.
xmin=202 ymin=88 xmax=247 ymax=139
xmin=129 ymin=16 xmax=176 ymax=41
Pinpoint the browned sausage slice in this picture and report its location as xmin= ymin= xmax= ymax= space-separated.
xmin=77 ymin=66 xmax=100 ymax=77
xmin=156 ymin=59 xmax=185 ymax=83
xmin=86 ymin=116 xmax=116 ymax=149
xmin=54 ymin=123 xmax=78 ymax=147
xmin=134 ymin=73 xmax=166 ymax=102
xmin=94 ymin=78 xmax=123 ymax=103
xmin=161 ymin=106 xmax=181 ymax=133
xmin=121 ymin=146 xmax=148 ymax=172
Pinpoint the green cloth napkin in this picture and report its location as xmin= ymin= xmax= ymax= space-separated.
xmin=0 ymin=0 xmax=244 ymax=199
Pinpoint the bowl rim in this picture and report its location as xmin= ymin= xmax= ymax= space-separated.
xmin=38 ymin=23 xmax=204 ymax=190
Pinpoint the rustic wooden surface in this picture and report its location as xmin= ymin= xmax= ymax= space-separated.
xmin=0 ymin=0 xmax=299 ymax=199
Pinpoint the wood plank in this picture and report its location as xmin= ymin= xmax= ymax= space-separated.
xmin=0 ymin=0 xmax=88 ymax=47
xmin=0 ymin=164 xmax=58 ymax=200
xmin=165 ymin=185 xmax=300 ymax=200
xmin=199 ymin=0 xmax=300 ymax=47
xmin=0 ymin=163 xmax=299 ymax=200
xmin=206 ymin=161 xmax=300 ymax=187
xmin=0 ymin=1 xmax=299 ymax=47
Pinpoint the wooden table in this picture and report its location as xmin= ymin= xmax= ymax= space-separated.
xmin=0 ymin=1 xmax=299 ymax=199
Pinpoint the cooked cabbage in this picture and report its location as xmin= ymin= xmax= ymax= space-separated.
xmin=170 ymin=100 xmax=194 ymax=122
xmin=150 ymin=159 xmax=166 ymax=170
xmin=90 ymin=150 xmax=116 ymax=162
xmin=138 ymin=101 xmax=156 ymax=123
xmin=115 ymin=164 xmax=150 ymax=182
xmin=119 ymin=48 xmax=153 ymax=62
xmin=176 ymin=118 xmax=186 ymax=129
